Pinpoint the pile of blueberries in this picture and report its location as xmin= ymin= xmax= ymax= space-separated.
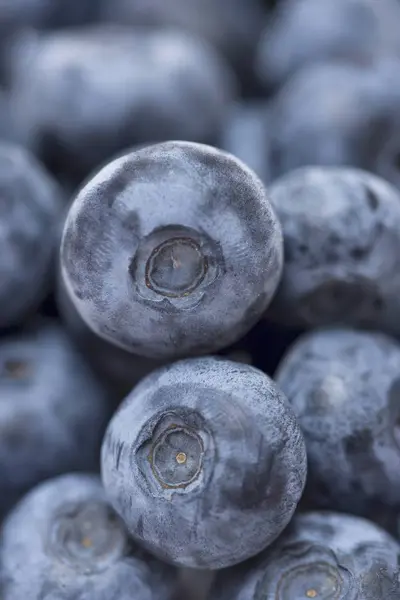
xmin=2 ymin=0 xmax=400 ymax=598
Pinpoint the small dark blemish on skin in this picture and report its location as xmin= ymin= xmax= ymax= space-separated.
xmin=98 ymin=162 xmax=135 ymax=208
xmin=365 ymin=187 xmax=379 ymax=211
xmin=136 ymin=514 xmax=144 ymax=538
xmin=121 ymin=210 xmax=140 ymax=234
xmin=2 ymin=360 xmax=30 ymax=379
xmin=115 ymin=441 xmax=124 ymax=471
xmin=350 ymin=246 xmax=368 ymax=260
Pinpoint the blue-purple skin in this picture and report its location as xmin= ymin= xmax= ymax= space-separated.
xmin=275 ymin=327 xmax=400 ymax=517
xmin=9 ymin=26 xmax=237 ymax=181
xmin=267 ymin=166 xmax=400 ymax=333
xmin=61 ymin=141 xmax=283 ymax=360
xmin=57 ymin=267 xmax=165 ymax=397
xmin=101 ymin=357 xmax=307 ymax=569
xmin=0 ymin=322 xmax=110 ymax=516
xmin=219 ymin=100 xmax=272 ymax=184
xmin=209 ymin=511 xmax=400 ymax=600
xmin=0 ymin=474 xmax=178 ymax=600
xmin=266 ymin=61 xmax=396 ymax=181
xmin=0 ymin=142 xmax=63 ymax=329
xmin=256 ymin=0 xmax=400 ymax=91
xmin=98 ymin=0 xmax=265 ymax=87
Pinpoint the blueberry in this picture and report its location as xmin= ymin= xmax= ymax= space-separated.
xmin=275 ymin=327 xmax=400 ymax=516
xmin=0 ymin=142 xmax=63 ymax=329
xmin=99 ymin=0 xmax=265 ymax=88
xmin=266 ymin=61 xmax=393 ymax=180
xmin=10 ymin=26 xmax=237 ymax=181
xmin=256 ymin=0 xmax=400 ymax=91
xmin=0 ymin=473 xmax=178 ymax=599
xmin=57 ymin=267 xmax=165 ymax=396
xmin=61 ymin=141 xmax=283 ymax=359
xmin=219 ymin=100 xmax=272 ymax=184
xmin=210 ymin=511 xmax=400 ymax=599
xmin=266 ymin=166 xmax=400 ymax=332
xmin=101 ymin=356 xmax=307 ymax=569
xmin=0 ymin=322 xmax=110 ymax=516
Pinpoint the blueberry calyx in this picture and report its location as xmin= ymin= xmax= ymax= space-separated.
xmin=145 ymin=237 xmax=208 ymax=299
xmin=48 ymin=501 xmax=127 ymax=573
xmin=129 ymin=224 xmax=222 ymax=309
xmin=255 ymin=542 xmax=357 ymax=600
xmin=149 ymin=424 xmax=205 ymax=489
xmin=135 ymin=409 xmax=214 ymax=497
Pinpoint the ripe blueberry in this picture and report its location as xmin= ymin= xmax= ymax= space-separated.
xmin=275 ymin=327 xmax=400 ymax=516
xmin=0 ymin=473 xmax=178 ymax=599
xmin=10 ymin=26 xmax=236 ymax=181
xmin=210 ymin=511 xmax=400 ymax=599
xmin=256 ymin=0 xmax=400 ymax=91
xmin=0 ymin=142 xmax=63 ymax=329
xmin=101 ymin=357 xmax=307 ymax=569
xmin=61 ymin=141 xmax=283 ymax=359
xmin=0 ymin=321 xmax=109 ymax=516
xmin=266 ymin=61 xmax=395 ymax=180
xmin=267 ymin=166 xmax=400 ymax=333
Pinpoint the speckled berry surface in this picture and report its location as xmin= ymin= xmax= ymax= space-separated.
xmin=61 ymin=141 xmax=283 ymax=359
xmin=267 ymin=166 xmax=400 ymax=333
xmin=101 ymin=356 xmax=307 ymax=569
xmin=210 ymin=511 xmax=400 ymax=600
xmin=57 ymin=270 xmax=165 ymax=396
xmin=275 ymin=327 xmax=400 ymax=516
xmin=0 ymin=473 xmax=178 ymax=599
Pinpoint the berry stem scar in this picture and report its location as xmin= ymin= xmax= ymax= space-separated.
xmin=176 ymin=452 xmax=187 ymax=464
